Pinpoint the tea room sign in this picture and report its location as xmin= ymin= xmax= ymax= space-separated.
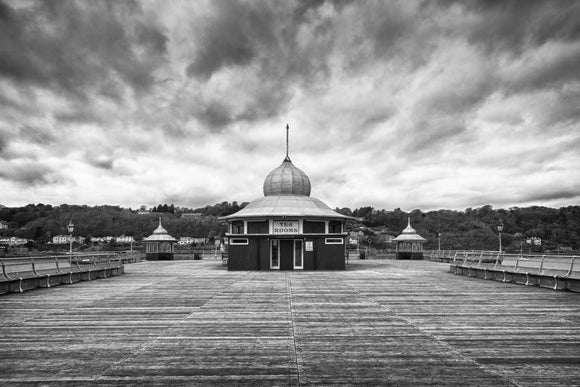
xmin=273 ymin=220 xmax=299 ymax=234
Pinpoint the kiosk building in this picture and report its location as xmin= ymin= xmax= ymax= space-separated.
xmin=143 ymin=218 xmax=177 ymax=261
xmin=393 ymin=218 xmax=426 ymax=260
xmin=220 ymin=126 xmax=354 ymax=270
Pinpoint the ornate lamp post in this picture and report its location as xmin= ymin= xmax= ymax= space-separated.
xmin=497 ymin=220 xmax=503 ymax=252
xmin=67 ymin=220 xmax=74 ymax=255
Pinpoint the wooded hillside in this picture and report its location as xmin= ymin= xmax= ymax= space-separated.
xmin=0 ymin=203 xmax=578 ymax=252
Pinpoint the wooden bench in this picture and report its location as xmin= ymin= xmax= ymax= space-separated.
xmin=0 ymin=254 xmax=125 ymax=294
xmin=426 ymin=250 xmax=501 ymax=264
xmin=450 ymin=253 xmax=579 ymax=292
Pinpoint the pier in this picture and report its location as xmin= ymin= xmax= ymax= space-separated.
xmin=1 ymin=259 xmax=579 ymax=385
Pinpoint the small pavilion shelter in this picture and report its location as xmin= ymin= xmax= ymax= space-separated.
xmin=393 ymin=218 xmax=426 ymax=260
xmin=143 ymin=218 xmax=177 ymax=261
xmin=219 ymin=125 xmax=354 ymax=270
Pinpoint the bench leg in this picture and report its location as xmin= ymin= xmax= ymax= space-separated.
xmin=554 ymin=276 xmax=562 ymax=290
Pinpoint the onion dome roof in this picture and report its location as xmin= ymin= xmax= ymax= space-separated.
xmin=393 ymin=218 xmax=426 ymax=242
xmin=143 ymin=218 xmax=177 ymax=242
xmin=263 ymin=156 xmax=311 ymax=196
xmin=221 ymin=124 xmax=354 ymax=222
xmin=219 ymin=195 xmax=353 ymax=221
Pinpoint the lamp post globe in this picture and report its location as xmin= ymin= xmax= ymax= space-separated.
xmin=67 ymin=220 xmax=74 ymax=255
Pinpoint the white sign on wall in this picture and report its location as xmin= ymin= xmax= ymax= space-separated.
xmin=305 ymin=241 xmax=313 ymax=251
xmin=273 ymin=220 xmax=299 ymax=234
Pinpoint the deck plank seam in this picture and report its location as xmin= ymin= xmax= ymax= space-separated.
xmin=340 ymin=271 xmax=522 ymax=387
xmin=287 ymin=273 xmax=304 ymax=386
xmin=292 ymin=274 xmax=359 ymax=385
xmin=94 ymin=272 xmax=252 ymax=382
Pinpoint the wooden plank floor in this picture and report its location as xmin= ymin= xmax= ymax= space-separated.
xmin=1 ymin=259 xmax=579 ymax=386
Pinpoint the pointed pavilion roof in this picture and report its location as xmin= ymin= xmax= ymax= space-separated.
xmin=143 ymin=218 xmax=177 ymax=242
xmin=393 ymin=218 xmax=427 ymax=242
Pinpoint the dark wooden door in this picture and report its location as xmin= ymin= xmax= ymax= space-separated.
xmin=279 ymin=240 xmax=294 ymax=270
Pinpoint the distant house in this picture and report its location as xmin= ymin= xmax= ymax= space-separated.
xmin=526 ymin=237 xmax=542 ymax=246
xmin=91 ymin=236 xmax=114 ymax=243
xmin=178 ymin=237 xmax=194 ymax=245
xmin=0 ymin=237 xmax=29 ymax=246
xmin=0 ymin=220 xmax=9 ymax=229
xmin=115 ymin=235 xmax=135 ymax=243
xmin=178 ymin=237 xmax=208 ymax=245
xmin=52 ymin=235 xmax=70 ymax=244
xmin=181 ymin=213 xmax=203 ymax=218
xmin=52 ymin=235 xmax=85 ymax=244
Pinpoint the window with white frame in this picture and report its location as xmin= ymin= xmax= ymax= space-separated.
xmin=230 ymin=238 xmax=249 ymax=245
xmin=325 ymin=238 xmax=343 ymax=244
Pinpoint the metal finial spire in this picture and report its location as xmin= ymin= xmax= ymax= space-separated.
xmin=284 ymin=124 xmax=291 ymax=162
xmin=286 ymin=124 xmax=289 ymax=158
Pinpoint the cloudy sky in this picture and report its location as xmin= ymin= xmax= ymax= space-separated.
xmin=1 ymin=0 xmax=579 ymax=211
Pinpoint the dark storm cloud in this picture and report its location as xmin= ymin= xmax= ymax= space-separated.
xmin=539 ymin=89 xmax=580 ymax=127
xmin=0 ymin=161 xmax=57 ymax=186
xmin=381 ymin=0 xmax=580 ymax=126
xmin=237 ymin=83 xmax=294 ymax=122
xmin=0 ymin=129 xmax=7 ymax=154
xmin=197 ymin=101 xmax=232 ymax=129
xmin=54 ymin=109 xmax=105 ymax=125
xmin=503 ymin=46 xmax=580 ymax=92
xmin=523 ymin=189 xmax=580 ymax=203
xmin=292 ymin=0 xmax=355 ymax=23
xmin=406 ymin=117 xmax=468 ymax=153
xmin=85 ymin=153 xmax=114 ymax=170
xmin=2 ymin=0 xmax=579 ymax=209
xmin=431 ymin=0 xmax=580 ymax=50
xmin=19 ymin=125 xmax=56 ymax=145
xmin=184 ymin=1 xmax=350 ymax=128
xmin=186 ymin=1 xmax=276 ymax=80
xmin=0 ymin=0 xmax=168 ymax=99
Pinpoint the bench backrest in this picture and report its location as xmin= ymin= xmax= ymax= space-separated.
xmin=541 ymin=256 xmax=576 ymax=273
xmin=1 ymin=257 xmax=65 ymax=274
xmin=498 ymin=255 xmax=577 ymax=275
xmin=1 ymin=254 xmax=121 ymax=275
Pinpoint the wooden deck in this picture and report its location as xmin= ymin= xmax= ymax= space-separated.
xmin=1 ymin=259 xmax=579 ymax=386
